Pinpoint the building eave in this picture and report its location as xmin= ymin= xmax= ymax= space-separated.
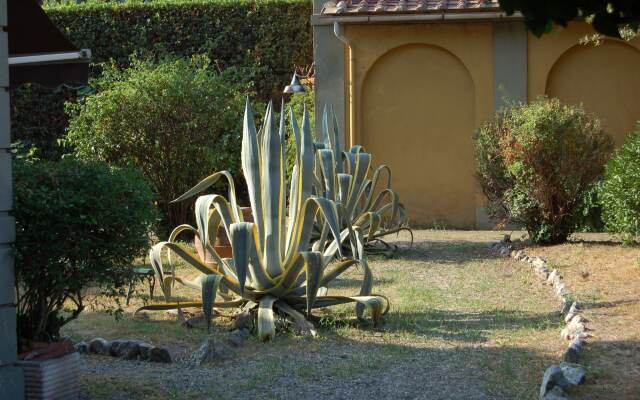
xmin=311 ymin=11 xmax=523 ymax=25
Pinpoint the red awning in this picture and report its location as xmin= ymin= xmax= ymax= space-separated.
xmin=7 ymin=0 xmax=90 ymax=88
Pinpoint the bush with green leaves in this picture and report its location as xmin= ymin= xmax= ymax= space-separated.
xmin=13 ymin=157 xmax=158 ymax=343
xmin=474 ymin=97 xmax=613 ymax=244
xmin=65 ymin=56 xmax=247 ymax=230
xmin=11 ymin=0 xmax=312 ymax=159
xmin=600 ymin=125 xmax=640 ymax=243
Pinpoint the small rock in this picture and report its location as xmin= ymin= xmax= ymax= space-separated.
xmin=564 ymin=302 xmax=579 ymax=322
xmin=74 ymin=341 xmax=89 ymax=354
xmin=547 ymin=270 xmax=559 ymax=286
xmin=559 ymin=362 xmax=586 ymax=386
xmin=532 ymin=257 xmax=547 ymax=269
xmin=560 ymin=296 xmax=575 ymax=314
xmin=227 ymin=329 xmax=250 ymax=348
xmin=191 ymin=337 xmax=226 ymax=366
xmin=512 ymin=250 xmax=525 ymax=260
xmin=109 ymin=339 xmax=140 ymax=360
xmin=149 ymin=346 xmax=172 ymax=363
xmin=568 ymin=314 xmax=587 ymax=324
xmin=561 ymin=319 xmax=586 ymax=340
xmin=234 ymin=309 xmax=254 ymax=331
xmin=563 ymin=338 xmax=585 ymax=363
xmin=499 ymin=246 xmax=511 ymax=256
xmin=554 ymin=282 xmax=568 ymax=296
xmin=138 ymin=343 xmax=154 ymax=361
xmin=89 ymin=338 xmax=111 ymax=355
xmin=540 ymin=365 xmax=571 ymax=399
xmin=542 ymin=386 xmax=569 ymax=400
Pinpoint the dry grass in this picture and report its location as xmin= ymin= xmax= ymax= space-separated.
xmin=523 ymin=232 xmax=640 ymax=400
xmin=63 ymin=230 xmax=566 ymax=400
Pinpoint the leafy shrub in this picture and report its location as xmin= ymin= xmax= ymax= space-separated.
xmin=11 ymin=0 xmax=312 ymax=159
xmin=44 ymin=0 xmax=311 ymax=102
xmin=474 ymin=97 xmax=613 ymax=244
xmin=600 ymin=125 xmax=640 ymax=242
xmin=13 ymin=157 xmax=158 ymax=343
xmin=574 ymin=180 xmax=605 ymax=232
xmin=10 ymin=84 xmax=82 ymax=160
xmin=65 ymin=56 xmax=246 ymax=230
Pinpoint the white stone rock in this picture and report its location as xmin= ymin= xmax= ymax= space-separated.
xmin=561 ymin=319 xmax=586 ymax=340
xmin=559 ymin=362 xmax=586 ymax=386
xmin=532 ymin=257 xmax=547 ymax=269
xmin=547 ymin=270 xmax=559 ymax=286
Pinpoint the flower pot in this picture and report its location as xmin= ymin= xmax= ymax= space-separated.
xmin=17 ymin=341 xmax=80 ymax=400
xmin=194 ymin=207 xmax=253 ymax=264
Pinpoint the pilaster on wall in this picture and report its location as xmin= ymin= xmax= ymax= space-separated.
xmin=312 ymin=23 xmax=346 ymax=145
xmin=0 ymin=0 xmax=25 ymax=397
xmin=476 ymin=20 xmax=528 ymax=229
xmin=492 ymin=21 xmax=528 ymax=109
xmin=312 ymin=0 xmax=346 ymax=147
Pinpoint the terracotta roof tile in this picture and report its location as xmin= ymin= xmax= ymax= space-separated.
xmin=322 ymin=0 xmax=500 ymax=15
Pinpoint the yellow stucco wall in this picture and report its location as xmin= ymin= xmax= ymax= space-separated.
xmin=528 ymin=22 xmax=640 ymax=146
xmin=343 ymin=21 xmax=640 ymax=228
xmin=344 ymin=23 xmax=493 ymax=228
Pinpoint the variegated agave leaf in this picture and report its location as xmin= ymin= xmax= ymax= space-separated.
xmin=313 ymin=104 xmax=410 ymax=247
xmin=136 ymin=99 xmax=389 ymax=341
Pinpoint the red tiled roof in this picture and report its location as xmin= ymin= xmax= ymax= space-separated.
xmin=321 ymin=0 xmax=501 ymax=15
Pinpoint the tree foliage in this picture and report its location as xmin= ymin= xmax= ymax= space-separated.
xmin=500 ymin=0 xmax=640 ymax=38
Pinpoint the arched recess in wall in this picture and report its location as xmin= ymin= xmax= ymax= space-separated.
xmin=545 ymin=41 xmax=640 ymax=146
xmin=360 ymin=43 xmax=476 ymax=228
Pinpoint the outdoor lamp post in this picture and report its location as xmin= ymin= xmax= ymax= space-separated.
xmin=283 ymin=72 xmax=306 ymax=94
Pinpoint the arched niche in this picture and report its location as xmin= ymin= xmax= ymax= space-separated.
xmin=546 ymin=41 xmax=640 ymax=146
xmin=360 ymin=44 xmax=476 ymax=227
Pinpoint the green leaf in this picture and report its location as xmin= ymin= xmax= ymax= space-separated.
xmin=202 ymin=274 xmax=223 ymax=332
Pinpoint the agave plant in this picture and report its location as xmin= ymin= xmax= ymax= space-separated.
xmin=136 ymin=100 xmax=389 ymax=341
xmin=313 ymin=105 xmax=411 ymax=254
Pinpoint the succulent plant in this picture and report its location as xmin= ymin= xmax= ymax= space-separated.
xmin=313 ymin=105 xmax=410 ymax=254
xmin=136 ymin=100 xmax=388 ymax=341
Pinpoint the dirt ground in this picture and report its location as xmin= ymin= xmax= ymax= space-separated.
xmin=523 ymin=232 xmax=640 ymax=400
xmin=63 ymin=230 xmax=571 ymax=400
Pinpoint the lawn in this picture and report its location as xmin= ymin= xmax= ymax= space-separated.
xmin=63 ymin=230 xmax=567 ymax=400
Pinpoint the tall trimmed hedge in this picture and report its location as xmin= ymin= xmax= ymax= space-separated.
xmin=11 ymin=0 xmax=312 ymax=159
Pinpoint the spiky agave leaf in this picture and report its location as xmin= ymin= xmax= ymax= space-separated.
xmin=140 ymin=100 xmax=389 ymax=340
xmin=314 ymin=104 xmax=410 ymax=246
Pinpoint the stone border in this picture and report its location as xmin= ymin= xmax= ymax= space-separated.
xmin=491 ymin=236 xmax=588 ymax=400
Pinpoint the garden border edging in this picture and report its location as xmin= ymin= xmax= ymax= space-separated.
xmin=491 ymin=236 xmax=589 ymax=400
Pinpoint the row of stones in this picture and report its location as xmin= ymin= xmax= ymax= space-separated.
xmin=492 ymin=237 xmax=588 ymax=400
xmin=75 ymin=338 xmax=172 ymax=363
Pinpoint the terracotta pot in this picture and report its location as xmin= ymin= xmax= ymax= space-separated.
xmin=194 ymin=207 xmax=253 ymax=264
xmin=17 ymin=341 xmax=80 ymax=399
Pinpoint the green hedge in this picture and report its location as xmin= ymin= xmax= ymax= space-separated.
xmin=11 ymin=0 xmax=312 ymax=159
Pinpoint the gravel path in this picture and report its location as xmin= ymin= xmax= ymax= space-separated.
xmin=71 ymin=230 xmax=563 ymax=400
